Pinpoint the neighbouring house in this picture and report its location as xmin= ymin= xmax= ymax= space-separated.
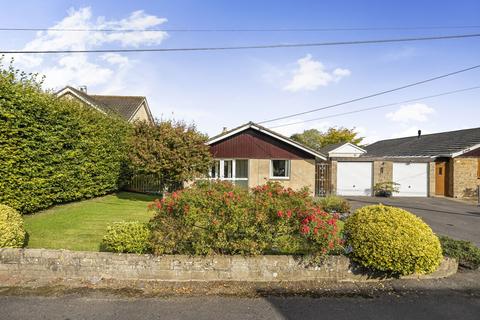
xmin=206 ymin=122 xmax=327 ymax=195
xmin=56 ymin=86 xmax=154 ymax=124
xmin=325 ymin=127 xmax=480 ymax=199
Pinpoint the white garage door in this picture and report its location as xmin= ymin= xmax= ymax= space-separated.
xmin=392 ymin=163 xmax=428 ymax=197
xmin=337 ymin=162 xmax=372 ymax=196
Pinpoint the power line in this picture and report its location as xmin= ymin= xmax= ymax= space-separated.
xmin=1 ymin=25 xmax=480 ymax=33
xmin=258 ymin=64 xmax=480 ymax=124
xmin=268 ymin=86 xmax=480 ymax=129
xmin=1 ymin=33 xmax=480 ymax=54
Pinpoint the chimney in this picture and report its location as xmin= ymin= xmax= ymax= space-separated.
xmin=78 ymin=85 xmax=87 ymax=93
xmin=418 ymin=130 xmax=422 ymax=138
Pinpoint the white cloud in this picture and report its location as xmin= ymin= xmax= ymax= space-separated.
xmin=41 ymin=54 xmax=114 ymax=88
xmin=284 ymin=54 xmax=350 ymax=92
xmin=386 ymin=103 xmax=435 ymax=123
xmin=101 ymin=53 xmax=130 ymax=66
xmin=11 ymin=7 xmax=168 ymax=91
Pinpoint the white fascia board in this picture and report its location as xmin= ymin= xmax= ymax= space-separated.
xmin=56 ymin=87 xmax=106 ymax=114
xmin=450 ymin=143 xmax=480 ymax=158
xmin=128 ymin=98 xmax=151 ymax=123
xmin=329 ymin=142 xmax=367 ymax=155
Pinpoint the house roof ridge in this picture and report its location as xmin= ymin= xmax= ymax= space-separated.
xmin=207 ymin=121 xmax=327 ymax=159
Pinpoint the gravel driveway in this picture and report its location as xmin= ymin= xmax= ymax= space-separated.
xmin=346 ymin=196 xmax=480 ymax=246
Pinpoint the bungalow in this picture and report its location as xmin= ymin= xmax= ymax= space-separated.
xmin=206 ymin=122 xmax=327 ymax=194
xmin=56 ymin=86 xmax=154 ymax=124
xmin=327 ymin=127 xmax=480 ymax=199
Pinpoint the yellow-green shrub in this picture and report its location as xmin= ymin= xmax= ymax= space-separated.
xmin=100 ymin=221 xmax=151 ymax=254
xmin=0 ymin=204 xmax=26 ymax=247
xmin=345 ymin=204 xmax=442 ymax=275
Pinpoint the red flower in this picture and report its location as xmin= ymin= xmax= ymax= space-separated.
xmin=286 ymin=210 xmax=292 ymax=218
xmin=277 ymin=210 xmax=283 ymax=218
xmin=300 ymin=225 xmax=310 ymax=235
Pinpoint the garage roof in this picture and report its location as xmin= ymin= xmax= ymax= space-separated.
xmin=364 ymin=127 xmax=480 ymax=158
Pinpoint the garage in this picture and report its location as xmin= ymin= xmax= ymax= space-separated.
xmin=392 ymin=162 xmax=428 ymax=197
xmin=337 ymin=162 xmax=372 ymax=196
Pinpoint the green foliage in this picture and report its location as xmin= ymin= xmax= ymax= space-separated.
xmin=345 ymin=204 xmax=442 ymax=275
xmin=127 ymin=120 xmax=212 ymax=192
xmin=290 ymin=127 xmax=363 ymax=151
xmin=149 ymin=181 xmax=343 ymax=257
xmin=316 ymin=195 xmax=351 ymax=213
xmin=0 ymin=61 xmax=130 ymax=213
xmin=439 ymin=236 xmax=480 ymax=270
xmin=0 ymin=204 xmax=26 ymax=248
xmin=101 ymin=221 xmax=151 ymax=254
xmin=373 ymin=182 xmax=400 ymax=197
xmin=24 ymin=192 xmax=155 ymax=251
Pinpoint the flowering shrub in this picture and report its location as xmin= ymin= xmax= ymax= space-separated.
xmin=149 ymin=181 xmax=343 ymax=257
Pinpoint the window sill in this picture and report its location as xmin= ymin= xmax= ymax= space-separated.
xmin=269 ymin=177 xmax=290 ymax=180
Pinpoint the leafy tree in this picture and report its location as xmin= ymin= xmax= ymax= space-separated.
xmin=290 ymin=127 xmax=363 ymax=150
xmin=127 ymin=120 xmax=212 ymax=191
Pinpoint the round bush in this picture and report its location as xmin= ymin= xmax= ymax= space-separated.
xmin=345 ymin=204 xmax=442 ymax=275
xmin=100 ymin=221 xmax=151 ymax=254
xmin=0 ymin=204 xmax=26 ymax=248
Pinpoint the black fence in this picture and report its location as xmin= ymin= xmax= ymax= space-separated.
xmin=124 ymin=174 xmax=164 ymax=194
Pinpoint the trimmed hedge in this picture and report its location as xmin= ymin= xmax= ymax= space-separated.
xmin=100 ymin=221 xmax=151 ymax=254
xmin=0 ymin=204 xmax=26 ymax=247
xmin=0 ymin=64 xmax=130 ymax=213
xmin=345 ymin=204 xmax=442 ymax=275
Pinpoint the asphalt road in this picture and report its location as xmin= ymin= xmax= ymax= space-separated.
xmin=0 ymin=292 xmax=479 ymax=320
xmin=346 ymin=196 xmax=480 ymax=246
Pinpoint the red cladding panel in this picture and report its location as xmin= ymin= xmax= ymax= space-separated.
xmin=209 ymin=129 xmax=314 ymax=159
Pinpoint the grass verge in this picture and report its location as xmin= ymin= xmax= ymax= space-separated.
xmin=24 ymin=192 xmax=157 ymax=252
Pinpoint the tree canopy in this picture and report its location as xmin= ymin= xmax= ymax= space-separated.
xmin=290 ymin=127 xmax=363 ymax=151
xmin=127 ymin=120 xmax=212 ymax=191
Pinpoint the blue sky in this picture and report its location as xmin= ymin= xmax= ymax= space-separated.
xmin=1 ymin=0 xmax=480 ymax=143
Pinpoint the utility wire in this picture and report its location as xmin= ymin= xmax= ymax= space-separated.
xmin=1 ymin=33 xmax=480 ymax=54
xmin=268 ymin=86 xmax=480 ymax=129
xmin=1 ymin=25 xmax=480 ymax=33
xmin=258 ymin=64 xmax=480 ymax=124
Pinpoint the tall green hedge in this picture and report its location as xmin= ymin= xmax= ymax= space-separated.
xmin=0 ymin=65 xmax=130 ymax=213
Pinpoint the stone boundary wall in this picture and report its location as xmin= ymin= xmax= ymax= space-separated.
xmin=0 ymin=249 xmax=457 ymax=284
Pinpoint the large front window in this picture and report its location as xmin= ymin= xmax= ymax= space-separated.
xmin=270 ymin=160 xmax=290 ymax=179
xmin=210 ymin=159 xmax=249 ymax=188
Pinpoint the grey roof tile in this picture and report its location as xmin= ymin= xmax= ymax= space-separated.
xmin=364 ymin=127 xmax=480 ymax=157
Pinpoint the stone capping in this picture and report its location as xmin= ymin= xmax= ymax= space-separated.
xmin=0 ymin=248 xmax=457 ymax=283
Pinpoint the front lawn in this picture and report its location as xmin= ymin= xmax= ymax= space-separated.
xmin=24 ymin=192 xmax=157 ymax=252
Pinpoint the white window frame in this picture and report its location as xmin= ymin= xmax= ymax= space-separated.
xmin=270 ymin=159 xmax=290 ymax=180
xmin=210 ymin=159 xmax=249 ymax=182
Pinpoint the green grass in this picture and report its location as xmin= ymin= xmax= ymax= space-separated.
xmin=24 ymin=192 xmax=157 ymax=252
